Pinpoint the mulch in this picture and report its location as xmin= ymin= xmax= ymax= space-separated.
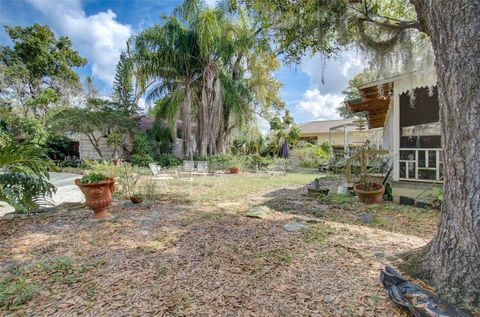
xmin=0 ymin=192 xmax=430 ymax=316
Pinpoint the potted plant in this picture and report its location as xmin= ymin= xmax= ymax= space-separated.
xmin=130 ymin=192 xmax=144 ymax=204
xmin=229 ymin=157 xmax=242 ymax=174
xmin=75 ymin=172 xmax=115 ymax=218
xmin=353 ymin=148 xmax=386 ymax=204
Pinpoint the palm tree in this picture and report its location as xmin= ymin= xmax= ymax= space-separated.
xmin=0 ymin=141 xmax=55 ymax=213
xmin=135 ymin=17 xmax=201 ymax=157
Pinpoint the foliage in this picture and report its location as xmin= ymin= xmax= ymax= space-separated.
xmin=43 ymin=134 xmax=72 ymax=161
xmin=207 ymin=153 xmax=240 ymax=170
xmin=142 ymin=179 xmax=158 ymax=201
xmin=157 ymin=153 xmax=182 ymax=168
xmin=0 ymin=141 xmax=56 ymax=213
xmin=106 ymin=131 xmax=123 ymax=160
xmin=0 ymin=23 xmax=86 ymax=120
xmin=80 ymin=173 xmax=108 ymax=184
xmin=83 ymin=159 xmax=121 ymax=178
xmin=240 ymin=0 xmax=422 ymax=73
xmin=147 ymin=121 xmax=174 ymax=159
xmin=289 ymin=143 xmax=330 ymax=168
xmin=50 ymin=98 xmax=135 ymax=159
xmin=136 ymin=2 xmax=284 ymax=156
xmin=117 ymin=163 xmax=139 ymax=198
xmin=337 ymin=71 xmax=375 ymax=119
xmin=268 ymin=111 xmax=300 ymax=155
xmin=131 ymin=130 xmax=154 ymax=166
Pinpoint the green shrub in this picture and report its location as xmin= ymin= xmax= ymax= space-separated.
xmin=131 ymin=153 xmax=154 ymax=167
xmin=290 ymin=143 xmax=330 ymax=168
xmin=83 ymin=159 xmax=121 ymax=178
xmin=80 ymin=172 xmax=107 ymax=184
xmin=207 ymin=154 xmax=243 ymax=171
xmin=132 ymin=131 xmax=153 ymax=166
xmin=244 ymin=154 xmax=273 ymax=170
xmin=0 ymin=142 xmax=56 ymax=213
xmin=158 ymin=153 xmax=182 ymax=168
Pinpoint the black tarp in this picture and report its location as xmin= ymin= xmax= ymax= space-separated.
xmin=380 ymin=266 xmax=471 ymax=317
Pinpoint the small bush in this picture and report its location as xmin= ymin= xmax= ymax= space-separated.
xmin=207 ymin=154 xmax=241 ymax=171
xmin=131 ymin=153 xmax=154 ymax=167
xmin=131 ymin=131 xmax=153 ymax=167
xmin=290 ymin=143 xmax=330 ymax=168
xmin=158 ymin=153 xmax=182 ymax=168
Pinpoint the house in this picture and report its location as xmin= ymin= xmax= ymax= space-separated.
xmin=74 ymin=116 xmax=197 ymax=160
xmin=345 ymin=68 xmax=442 ymax=200
xmin=298 ymin=119 xmax=374 ymax=145
xmin=299 ymin=119 xmax=381 ymax=165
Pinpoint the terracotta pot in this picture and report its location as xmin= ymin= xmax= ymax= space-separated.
xmin=229 ymin=167 xmax=240 ymax=174
xmin=354 ymin=183 xmax=385 ymax=204
xmin=112 ymin=159 xmax=120 ymax=166
xmin=130 ymin=196 xmax=144 ymax=204
xmin=75 ymin=177 xmax=115 ymax=219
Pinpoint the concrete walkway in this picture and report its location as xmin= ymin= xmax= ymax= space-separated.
xmin=0 ymin=172 xmax=84 ymax=217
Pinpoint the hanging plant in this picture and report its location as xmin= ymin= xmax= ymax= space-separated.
xmin=408 ymin=89 xmax=416 ymax=108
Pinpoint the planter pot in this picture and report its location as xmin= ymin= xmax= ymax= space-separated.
xmin=112 ymin=159 xmax=120 ymax=166
xmin=399 ymin=196 xmax=415 ymax=206
xmin=229 ymin=167 xmax=240 ymax=174
xmin=130 ymin=196 xmax=144 ymax=204
xmin=354 ymin=183 xmax=385 ymax=204
xmin=75 ymin=177 xmax=115 ymax=219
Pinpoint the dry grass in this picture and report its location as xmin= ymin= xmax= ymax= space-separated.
xmin=0 ymin=173 xmax=441 ymax=316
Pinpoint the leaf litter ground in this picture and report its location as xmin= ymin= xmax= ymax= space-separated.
xmin=0 ymin=174 xmax=442 ymax=316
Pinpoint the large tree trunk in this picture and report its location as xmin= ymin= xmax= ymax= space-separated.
xmin=408 ymin=0 xmax=480 ymax=308
xmin=181 ymin=85 xmax=192 ymax=159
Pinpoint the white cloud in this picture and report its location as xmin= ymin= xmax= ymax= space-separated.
xmin=300 ymin=52 xmax=363 ymax=96
xmin=205 ymin=0 xmax=219 ymax=7
xmin=257 ymin=115 xmax=270 ymax=136
xmin=27 ymin=0 xmax=132 ymax=86
xmin=296 ymin=89 xmax=344 ymax=120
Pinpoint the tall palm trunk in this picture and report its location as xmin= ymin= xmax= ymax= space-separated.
xmin=210 ymin=76 xmax=224 ymax=154
xmin=181 ymin=82 xmax=192 ymax=158
xmin=198 ymin=63 xmax=215 ymax=155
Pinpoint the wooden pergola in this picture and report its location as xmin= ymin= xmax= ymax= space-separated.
xmin=345 ymin=82 xmax=393 ymax=129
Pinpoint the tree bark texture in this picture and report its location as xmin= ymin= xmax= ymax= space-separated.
xmin=410 ymin=0 xmax=480 ymax=308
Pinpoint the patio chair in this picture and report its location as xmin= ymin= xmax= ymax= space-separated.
xmin=196 ymin=161 xmax=208 ymax=175
xmin=149 ymin=163 xmax=174 ymax=181
xmin=183 ymin=160 xmax=195 ymax=172
xmin=149 ymin=163 xmax=160 ymax=176
xmin=175 ymin=168 xmax=193 ymax=183
xmin=268 ymin=159 xmax=287 ymax=177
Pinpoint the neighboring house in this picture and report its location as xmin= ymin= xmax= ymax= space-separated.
xmin=346 ymin=68 xmax=441 ymax=200
xmin=298 ymin=119 xmax=374 ymax=145
xmin=75 ymin=116 xmax=196 ymax=160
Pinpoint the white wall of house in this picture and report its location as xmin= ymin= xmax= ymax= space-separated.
xmin=78 ymin=132 xmax=124 ymax=160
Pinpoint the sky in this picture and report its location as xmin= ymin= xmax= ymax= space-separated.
xmin=0 ymin=0 xmax=364 ymax=126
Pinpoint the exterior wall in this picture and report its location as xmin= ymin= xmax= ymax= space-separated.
xmin=78 ymin=132 xmax=125 ymax=160
xmin=299 ymin=131 xmax=373 ymax=145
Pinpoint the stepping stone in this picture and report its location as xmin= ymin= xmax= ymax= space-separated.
xmin=245 ymin=206 xmax=272 ymax=219
xmin=358 ymin=213 xmax=373 ymax=223
xmin=293 ymin=215 xmax=323 ymax=224
xmin=284 ymin=221 xmax=308 ymax=232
